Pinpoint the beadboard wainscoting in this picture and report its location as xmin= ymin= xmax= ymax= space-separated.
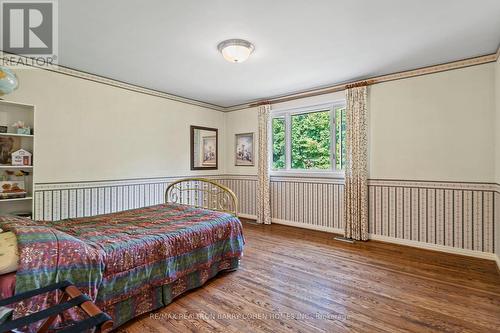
xmin=368 ymin=180 xmax=497 ymax=257
xmin=34 ymin=176 xmax=498 ymax=259
xmin=34 ymin=177 xmax=176 ymax=221
xmin=216 ymin=176 xmax=258 ymax=219
xmin=218 ymin=176 xmax=345 ymax=233
xmin=33 ymin=175 xmax=254 ymax=221
xmin=220 ymin=176 xmax=498 ymax=259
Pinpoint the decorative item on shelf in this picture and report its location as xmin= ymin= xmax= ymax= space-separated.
xmin=0 ymin=66 xmax=18 ymax=97
xmin=11 ymin=121 xmax=31 ymax=135
xmin=0 ymin=137 xmax=20 ymax=165
xmin=15 ymin=170 xmax=30 ymax=177
xmin=11 ymin=149 xmax=32 ymax=166
xmin=0 ymin=126 xmax=7 ymax=133
xmin=0 ymin=180 xmax=26 ymax=199
xmin=235 ymin=132 xmax=254 ymax=166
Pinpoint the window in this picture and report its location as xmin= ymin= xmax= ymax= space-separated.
xmin=271 ymin=102 xmax=346 ymax=174
xmin=272 ymin=117 xmax=286 ymax=169
xmin=334 ymin=106 xmax=347 ymax=170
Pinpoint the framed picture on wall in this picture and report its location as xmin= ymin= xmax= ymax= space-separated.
xmin=202 ymin=135 xmax=217 ymax=166
xmin=235 ymin=132 xmax=254 ymax=166
xmin=190 ymin=126 xmax=218 ymax=170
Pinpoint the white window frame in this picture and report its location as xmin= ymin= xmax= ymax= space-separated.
xmin=269 ymin=100 xmax=346 ymax=178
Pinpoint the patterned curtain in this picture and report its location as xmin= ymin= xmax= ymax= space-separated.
xmin=344 ymin=86 xmax=368 ymax=240
xmin=257 ymin=104 xmax=272 ymax=225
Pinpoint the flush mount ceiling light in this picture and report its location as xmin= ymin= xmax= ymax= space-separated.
xmin=217 ymin=39 xmax=255 ymax=63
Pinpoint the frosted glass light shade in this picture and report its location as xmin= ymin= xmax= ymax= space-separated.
xmin=217 ymin=39 xmax=255 ymax=63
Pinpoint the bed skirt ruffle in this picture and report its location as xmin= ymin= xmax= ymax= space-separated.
xmin=101 ymin=257 xmax=240 ymax=328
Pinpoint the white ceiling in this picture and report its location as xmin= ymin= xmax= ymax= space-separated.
xmin=59 ymin=0 xmax=500 ymax=108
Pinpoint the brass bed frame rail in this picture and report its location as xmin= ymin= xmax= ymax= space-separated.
xmin=165 ymin=178 xmax=238 ymax=216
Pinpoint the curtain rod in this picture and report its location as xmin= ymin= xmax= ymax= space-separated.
xmin=249 ymin=80 xmax=371 ymax=107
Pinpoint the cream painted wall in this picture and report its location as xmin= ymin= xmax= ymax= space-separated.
xmin=369 ymin=63 xmax=495 ymax=182
xmin=224 ymin=106 xmax=259 ymax=174
xmin=5 ymin=68 xmax=226 ymax=183
xmin=226 ymin=64 xmax=496 ymax=183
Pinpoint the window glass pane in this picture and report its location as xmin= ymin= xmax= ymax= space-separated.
xmin=335 ymin=107 xmax=346 ymax=170
xmin=272 ymin=117 xmax=286 ymax=169
xmin=291 ymin=110 xmax=331 ymax=169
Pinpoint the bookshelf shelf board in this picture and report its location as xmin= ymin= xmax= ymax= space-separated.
xmin=0 ymin=133 xmax=33 ymax=138
xmin=0 ymin=196 xmax=33 ymax=203
xmin=0 ymin=165 xmax=33 ymax=169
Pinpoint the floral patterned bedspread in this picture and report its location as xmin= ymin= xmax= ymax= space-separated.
xmin=0 ymin=203 xmax=244 ymax=330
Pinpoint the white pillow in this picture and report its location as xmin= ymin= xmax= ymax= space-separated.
xmin=0 ymin=232 xmax=18 ymax=275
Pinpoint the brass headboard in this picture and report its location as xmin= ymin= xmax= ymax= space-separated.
xmin=165 ymin=178 xmax=238 ymax=216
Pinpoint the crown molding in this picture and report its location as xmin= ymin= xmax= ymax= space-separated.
xmin=0 ymin=52 xmax=227 ymax=112
xmin=225 ymin=52 xmax=498 ymax=112
xmin=1 ymin=50 xmax=497 ymax=113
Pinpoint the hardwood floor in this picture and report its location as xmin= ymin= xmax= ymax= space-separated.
xmin=118 ymin=221 xmax=500 ymax=333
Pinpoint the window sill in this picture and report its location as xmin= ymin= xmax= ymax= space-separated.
xmin=269 ymin=170 xmax=345 ymax=179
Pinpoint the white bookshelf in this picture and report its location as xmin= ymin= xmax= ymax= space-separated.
xmin=0 ymin=100 xmax=35 ymax=217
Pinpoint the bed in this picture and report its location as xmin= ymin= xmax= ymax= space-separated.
xmin=0 ymin=178 xmax=244 ymax=331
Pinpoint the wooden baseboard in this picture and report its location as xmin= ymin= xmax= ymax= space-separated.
xmin=272 ymin=218 xmax=344 ymax=235
xmin=239 ymin=214 xmax=344 ymax=234
xmin=238 ymin=213 xmax=258 ymax=220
